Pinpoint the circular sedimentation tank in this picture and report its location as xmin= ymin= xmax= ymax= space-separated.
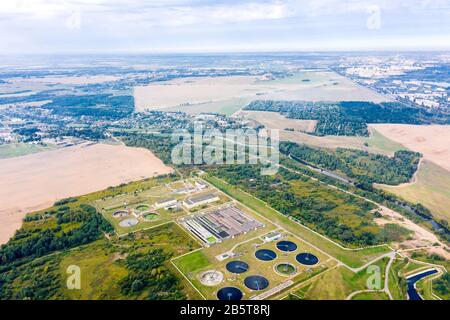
xmin=119 ymin=218 xmax=139 ymax=227
xmin=296 ymin=252 xmax=319 ymax=266
xmin=275 ymin=263 xmax=297 ymax=276
xmin=217 ymin=287 xmax=243 ymax=301
xmin=112 ymin=210 xmax=129 ymax=218
xmin=226 ymin=261 xmax=249 ymax=274
xmin=199 ymin=270 xmax=224 ymax=286
xmin=135 ymin=204 xmax=151 ymax=212
xmin=276 ymin=240 xmax=297 ymax=252
xmin=144 ymin=213 xmax=159 ymax=220
xmin=255 ymin=249 xmax=277 ymax=261
xmin=244 ymin=275 xmax=269 ymax=291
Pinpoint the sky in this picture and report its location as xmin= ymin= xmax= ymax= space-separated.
xmin=0 ymin=0 xmax=449 ymax=54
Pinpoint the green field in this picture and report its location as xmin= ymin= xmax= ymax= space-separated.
xmin=364 ymin=127 xmax=408 ymax=155
xmin=379 ymin=160 xmax=450 ymax=223
xmin=0 ymin=142 xmax=56 ymax=159
xmin=166 ymin=97 xmax=252 ymax=116
xmin=290 ymin=257 xmax=389 ymax=300
xmin=204 ymin=175 xmax=391 ymax=268
xmin=388 ymin=257 xmax=408 ymax=300
xmin=351 ymin=291 xmax=390 ymax=300
xmin=278 ymin=124 xmax=407 ymax=157
xmin=59 ymin=223 xmax=203 ymax=300
xmin=175 ymin=251 xmax=211 ymax=275
xmin=0 ymin=220 xmax=202 ymax=300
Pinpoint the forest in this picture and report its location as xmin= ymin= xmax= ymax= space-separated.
xmin=120 ymin=132 xmax=176 ymax=164
xmin=119 ymin=249 xmax=185 ymax=300
xmin=0 ymin=203 xmax=113 ymax=269
xmin=280 ymin=141 xmax=421 ymax=186
xmin=42 ymin=94 xmax=134 ymax=119
xmin=245 ymin=100 xmax=450 ymax=136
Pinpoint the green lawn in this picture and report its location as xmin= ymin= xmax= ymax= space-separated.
xmin=365 ymin=127 xmax=407 ymax=155
xmin=295 ymin=257 xmax=389 ymax=300
xmin=0 ymin=142 xmax=56 ymax=159
xmin=388 ymin=257 xmax=408 ymax=300
xmin=174 ymin=250 xmax=211 ymax=275
xmin=351 ymin=291 xmax=390 ymax=300
xmin=204 ymin=175 xmax=391 ymax=268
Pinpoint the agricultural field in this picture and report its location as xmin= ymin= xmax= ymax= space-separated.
xmin=378 ymin=160 xmax=450 ymax=223
xmin=0 ymin=142 xmax=57 ymax=159
xmin=370 ymin=124 xmax=450 ymax=172
xmin=238 ymin=110 xmax=317 ymax=133
xmin=133 ymin=71 xmax=389 ymax=114
xmin=0 ymin=142 xmax=173 ymax=245
xmin=259 ymin=123 xmax=407 ymax=156
xmin=166 ymin=97 xmax=253 ymax=116
xmin=260 ymin=71 xmax=389 ymax=103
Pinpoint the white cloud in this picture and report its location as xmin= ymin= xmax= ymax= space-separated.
xmin=0 ymin=0 xmax=449 ymax=53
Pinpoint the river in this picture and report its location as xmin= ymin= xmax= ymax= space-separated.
xmin=406 ymin=269 xmax=438 ymax=300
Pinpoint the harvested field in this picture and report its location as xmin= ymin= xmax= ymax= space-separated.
xmin=134 ymin=76 xmax=265 ymax=112
xmin=261 ymin=71 xmax=389 ymax=103
xmin=239 ymin=110 xmax=317 ymax=133
xmin=133 ymin=71 xmax=389 ymax=113
xmin=369 ymin=124 xmax=450 ymax=172
xmin=10 ymin=75 xmax=120 ymax=85
xmin=377 ymin=160 xmax=450 ymax=223
xmin=0 ymin=142 xmax=173 ymax=244
xmin=276 ymin=127 xmax=406 ymax=156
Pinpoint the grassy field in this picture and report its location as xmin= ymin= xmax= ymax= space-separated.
xmin=379 ymin=160 xmax=450 ymax=223
xmin=416 ymin=276 xmax=440 ymax=300
xmin=351 ymin=291 xmax=389 ymax=300
xmin=59 ymin=223 xmax=202 ymax=300
xmin=1 ymin=222 xmax=202 ymax=300
xmin=166 ymin=97 xmax=252 ymax=116
xmin=204 ymin=175 xmax=391 ymax=268
xmin=0 ymin=142 xmax=56 ymax=159
xmin=290 ymin=257 xmax=389 ymax=299
xmin=175 ymin=250 xmax=211 ymax=275
xmin=279 ymin=127 xmax=406 ymax=157
xmin=365 ymin=127 xmax=408 ymax=155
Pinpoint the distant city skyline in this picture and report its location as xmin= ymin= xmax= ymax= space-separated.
xmin=1 ymin=0 xmax=449 ymax=54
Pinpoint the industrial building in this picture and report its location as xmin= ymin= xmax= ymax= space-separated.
xmin=153 ymin=198 xmax=178 ymax=209
xmin=181 ymin=206 xmax=264 ymax=246
xmin=183 ymin=193 xmax=220 ymax=209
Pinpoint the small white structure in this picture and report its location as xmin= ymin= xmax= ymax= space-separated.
xmin=195 ymin=181 xmax=208 ymax=190
xmin=263 ymin=232 xmax=282 ymax=242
